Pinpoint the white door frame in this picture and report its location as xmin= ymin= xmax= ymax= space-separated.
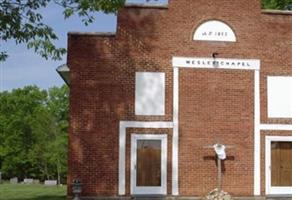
xmin=130 ymin=134 xmax=167 ymax=195
xmin=266 ymin=136 xmax=292 ymax=195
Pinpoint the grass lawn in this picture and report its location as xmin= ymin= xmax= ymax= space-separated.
xmin=0 ymin=183 xmax=66 ymax=200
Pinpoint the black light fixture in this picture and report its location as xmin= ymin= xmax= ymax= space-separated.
xmin=212 ymin=52 xmax=219 ymax=68
xmin=72 ymin=179 xmax=82 ymax=200
xmin=212 ymin=52 xmax=219 ymax=58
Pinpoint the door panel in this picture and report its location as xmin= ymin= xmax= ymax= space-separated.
xmin=271 ymin=142 xmax=292 ymax=187
xmin=136 ymin=140 xmax=161 ymax=187
xmin=271 ymin=142 xmax=281 ymax=186
xmin=131 ymin=134 xmax=167 ymax=195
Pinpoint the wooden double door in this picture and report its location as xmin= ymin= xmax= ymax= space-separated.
xmin=130 ymin=134 xmax=167 ymax=195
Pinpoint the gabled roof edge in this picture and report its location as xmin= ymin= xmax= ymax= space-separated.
xmin=68 ymin=32 xmax=116 ymax=36
xmin=124 ymin=3 xmax=168 ymax=9
xmin=56 ymin=64 xmax=70 ymax=85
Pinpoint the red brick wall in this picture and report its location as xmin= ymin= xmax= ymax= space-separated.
xmin=179 ymin=69 xmax=254 ymax=196
xmin=67 ymin=0 xmax=292 ymax=198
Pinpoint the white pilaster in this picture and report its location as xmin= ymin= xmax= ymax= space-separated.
xmin=254 ymin=70 xmax=261 ymax=195
xmin=172 ymin=67 xmax=179 ymax=195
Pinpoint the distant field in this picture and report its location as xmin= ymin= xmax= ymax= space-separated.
xmin=0 ymin=183 xmax=66 ymax=200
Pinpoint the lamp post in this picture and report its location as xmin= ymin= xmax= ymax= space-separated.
xmin=72 ymin=179 xmax=82 ymax=200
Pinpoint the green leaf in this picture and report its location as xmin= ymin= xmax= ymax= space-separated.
xmin=0 ymin=0 xmax=126 ymax=62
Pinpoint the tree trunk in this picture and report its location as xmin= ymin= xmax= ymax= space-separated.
xmin=45 ymin=162 xmax=49 ymax=180
xmin=57 ymin=159 xmax=61 ymax=185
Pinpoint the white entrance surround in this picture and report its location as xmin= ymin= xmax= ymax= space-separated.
xmin=131 ymin=134 xmax=168 ymax=195
xmin=118 ymin=121 xmax=173 ymax=195
xmin=172 ymin=56 xmax=261 ymax=195
xmin=265 ymin=136 xmax=292 ymax=195
xmin=254 ymin=70 xmax=261 ymax=195
xmin=172 ymin=67 xmax=179 ymax=195
xmin=261 ymin=124 xmax=292 ymax=195
xmin=119 ymin=56 xmax=267 ymax=196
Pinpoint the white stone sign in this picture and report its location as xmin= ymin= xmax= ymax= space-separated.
xmin=172 ymin=57 xmax=260 ymax=70
xmin=193 ymin=20 xmax=236 ymax=42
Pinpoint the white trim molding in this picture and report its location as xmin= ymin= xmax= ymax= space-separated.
xmin=172 ymin=67 xmax=179 ymax=195
xmin=265 ymin=136 xmax=292 ymax=195
xmin=254 ymin=70 xmax=261 ymax=195
xmin=118 ymin=121 xmax=173 ymax=195
xmin=130 ymin=134 xmax=168 ymax=195
xmin=260 ymin=124 xmax=292 ymax=131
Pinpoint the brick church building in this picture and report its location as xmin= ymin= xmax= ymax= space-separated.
xmin=57 ymin=0 xmax=292 ymax=198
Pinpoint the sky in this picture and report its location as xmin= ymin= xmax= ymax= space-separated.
xmin=0 ymin=0 xmax=168 ymax=92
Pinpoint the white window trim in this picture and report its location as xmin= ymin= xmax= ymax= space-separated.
xmin=265 ymin=136 xmax=292 ymax=195
xmin=131 ymin=134 xmax=167 ymax=195
xmin=260 ymin=124 xmax=292 ymax=131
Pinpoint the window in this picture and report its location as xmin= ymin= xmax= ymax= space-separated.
xmin=268 ymin=76 xmax=292 ymax=118
xmin=135 ymin=72 xmax=165 ymax=116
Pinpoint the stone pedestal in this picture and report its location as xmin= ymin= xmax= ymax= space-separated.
xmin=205 ymin=188 xmax=233 ymax=200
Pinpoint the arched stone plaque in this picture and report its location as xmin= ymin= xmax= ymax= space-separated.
xmin=193 ymin=20 xmax=236 ymax=42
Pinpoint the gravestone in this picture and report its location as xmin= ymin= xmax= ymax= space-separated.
xmin=33 ymin=179 xmax=40 ymax=184
xmin=24 ymin=178 xmax=33 ymax=184
xmin=10 ymin=177 xmax=18 ymax=184
xmin=44 ymin=180 xmax=57 ymax=186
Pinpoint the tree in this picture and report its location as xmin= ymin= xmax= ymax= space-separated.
xmin=46 ymin=85 xmax=69 ymax=184
xmin=0 ymin=85 xmax=69 ymax=183
xmin=262 ymin=0 xmax=292 ymax=9
xmin=0 ymin=86 xmax=48 ymax=179
xmin=0 ymin=0 xmax=126 ymax=62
